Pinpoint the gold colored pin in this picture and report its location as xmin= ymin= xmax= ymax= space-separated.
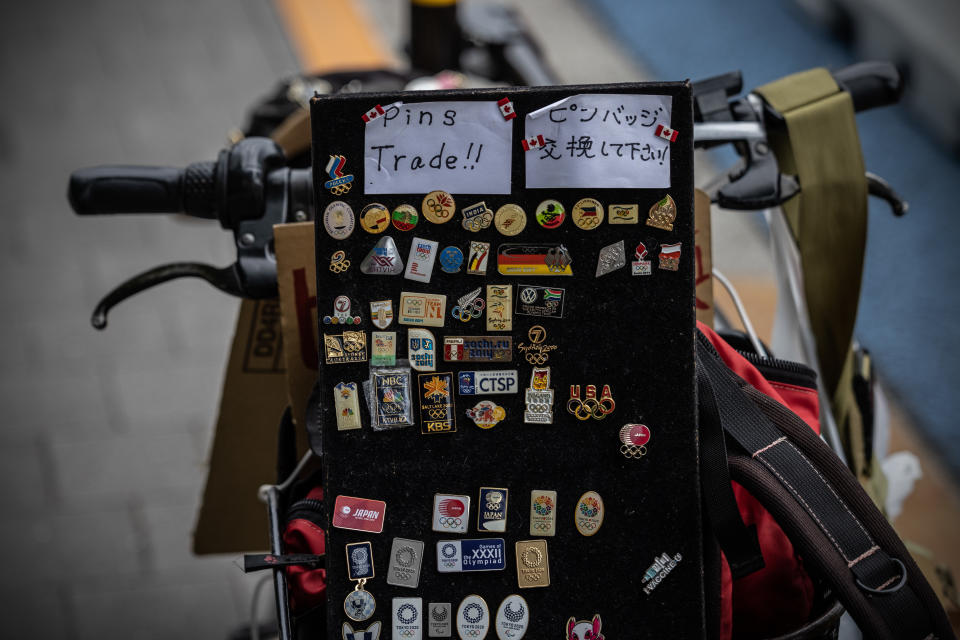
xmin=646 ymin=194 xmax=677 ymax=231
xmin=571 ymin=198 xmax=604 ymax=230
xmin=422 ymin=190 xmax=456 ymax=224
xmin=494 ymin=204 xmax=527 ymax=236
xmin=515 ymin=540 xmax=550 ymax=588
xmin=329 ymin=250 xmax=351 ymax=273
xmin=360 ymin=203 xmax=391 ymax=234
xmin=485 ymin=285 xmax=513 ymax=332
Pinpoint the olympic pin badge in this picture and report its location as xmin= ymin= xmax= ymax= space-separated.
xmin=432 ymin=494 xmax=470 ymax=534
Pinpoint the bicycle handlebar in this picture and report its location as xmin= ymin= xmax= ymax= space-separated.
xmin=833 ymin=61 xmax=903 ymax=113
xmin=69 ymin=162 xmax=217 ymax=218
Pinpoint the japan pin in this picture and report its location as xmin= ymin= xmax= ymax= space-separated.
xmin=429 ymin=603 xmax=452 ymax=638
xmin=342 ymin=621 xmax=381 ymax=640
xmin=393 ymin=597 xmax=423 ymax=640
xmin=361 ymin=236 xmax=404 ymax=275
xmin=433 ymin=494 xmax=470 ymax=534
xmin=324 ymin=201 xmax=355 ymax=240
xmin=595 ymin=240 xmax=626 ymax=277
xmin=457 ymin=595 xmax=490 ymax=640
xmin=515 ymin=539 xmax=550 ymax=588
xmin=386 ymin=538 xmax=425 ymax=588
xmin=574 ymin=491 xmax=604 ymax=536
xmin=495 ymin=595 xmax=529 ymax=640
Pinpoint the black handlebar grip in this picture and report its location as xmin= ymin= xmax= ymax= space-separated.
xmin=832 ymin=61 xmax=903 ymax=113
xmin=68 ymin=161 xmax=217 ymax=218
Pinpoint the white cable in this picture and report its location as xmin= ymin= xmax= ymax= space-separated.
xmin=712 ymin=268 xmax=768 ymax=358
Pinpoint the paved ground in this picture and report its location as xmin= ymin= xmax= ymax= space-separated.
xmin=0 ymin=1 xmax=299 ymax=637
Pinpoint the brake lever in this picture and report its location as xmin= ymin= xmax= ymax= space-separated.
xmin=91 ymin=262 xmax=243 ymax=330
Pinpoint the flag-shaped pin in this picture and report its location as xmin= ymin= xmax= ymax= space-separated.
xmin=521 ymin=135 xmax=546 ymax=151
xmin=497 ymin=97 xmax=516 ymax=121
xmin=655 ymin=124 xmax=678 ymax=142
xmin=362 ymin=104 xmax=385 ymax=123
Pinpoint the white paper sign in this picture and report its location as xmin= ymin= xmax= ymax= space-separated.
xmin=524 ymin=93 xmax=672 ymax=189
xmin=364 ymin=101 xmax=513 ymax=194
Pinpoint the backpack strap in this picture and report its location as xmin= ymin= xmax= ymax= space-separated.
xmin=697 ymin=331 xmax=954 ymax=640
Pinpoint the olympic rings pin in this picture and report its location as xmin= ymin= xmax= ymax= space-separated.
xmin=451 ymin=287 xmax=485 ymax=323
xmin=566 ymin=384 xmax=615 ymax=420
xmin=329 ymin=250 xmax=351 ymax=273
xmin=619 ymin=423 xmax=651 ymax=459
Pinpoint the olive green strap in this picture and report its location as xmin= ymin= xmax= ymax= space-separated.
xmin=755 ymin=68 xmax=867 ymax=411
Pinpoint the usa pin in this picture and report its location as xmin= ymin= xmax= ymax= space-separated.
xmin=457 ymin=596 xmax=490 ymax=640
xmin=428 ymin=603 xmax=452 ymax=638
xmin=529 ymin=490 xmax=557 ymax=536
xmin=432 ymin=493 xmax=470 ymax=534
xmin=574 ymin=491 xmax=604 ymax=536
xmin=361 ymin=236 xmax=404 ymax=275
xmin=515 ymin=539 xmax=550 ymax=588
xmin=344 ymin=541 xmax=376 ymax=622
xmin=466 ymin=400 xmax=506 ymax=430
xmin=372 ymin=369 xmax=414 ymax=428
xmin=370 ymin=331 xmax=396 ymax=367
xmin=467 ymin=241 xmax=491 ymax=276
xmin=405 ymin=237 xmax=439 ymax=283
xmin=632 ymin=242 xmax=652 ymax=275
xmin=595 ymin=240 xmax=626 ymax=277
xmin=370 ymin=299 xmax=394 ymax=329
xmin=495 ymin=595 xmax=529 ymax=640
xmin=408 ymin=328 xmax=436 ymax=372
xmin=324 ymin=201 xmax=355 ymax=240
xmin=659 ymin=242 xmax=681 ymax=271
xmin=342 ymin=621 xmax=381 ymax=640
xmin=479 ymin=487 xmax=508 ymax=532
xmin=439 ymin=246 xmax=464 ymax=274
xmin=323 ymin=295 xmax=362 ymax=325
xmin=393 ymin=597 xmax=424 ymax=640
xmin=386 ymin=538 xmax=424 ymax=588
xmin=566 ymin=615 xmax=604 ymax=640
xmin=485 ymin=285 xmax=513 ymax=331
xmin=334 ymin=382 xmax=362 ymax=431
xmin=646 ymin=194 xmax=677 ymax=231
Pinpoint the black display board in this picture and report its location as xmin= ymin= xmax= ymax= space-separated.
xmin=310 ymin=83 xmax=703 ymax=639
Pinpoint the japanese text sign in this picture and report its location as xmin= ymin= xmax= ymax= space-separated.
xmin=364 ymin=101 xmax=513 ymax=195
xmin=524 ymin=93 xmax=672 ymax=189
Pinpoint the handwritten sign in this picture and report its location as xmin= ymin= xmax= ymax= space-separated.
xmin=524 ymin=94 xmax=672 ymax=189
xmin=364 ymin=101 xmax=513 ymax=195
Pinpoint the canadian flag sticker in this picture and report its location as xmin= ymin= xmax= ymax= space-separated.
xmin=362 ymin=104 xmax=386 ymax=123
xmin=655 ymin=123 xmax=678 ymax=142
xmin=497 ymin=97 xmax=516 ymax=121
xmin=521 ymin=134 xmax=546 ymax=152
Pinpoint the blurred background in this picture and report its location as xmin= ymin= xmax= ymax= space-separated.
xmin=0 ymin=0 xmax=957 ymax=637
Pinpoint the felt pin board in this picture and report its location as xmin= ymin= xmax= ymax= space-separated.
xmin=311 ymin=82 xmax=703 ymax=639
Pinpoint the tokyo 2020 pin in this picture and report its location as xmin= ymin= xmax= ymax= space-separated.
xmin=433 ymin=494 xmax=470 ymax=534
